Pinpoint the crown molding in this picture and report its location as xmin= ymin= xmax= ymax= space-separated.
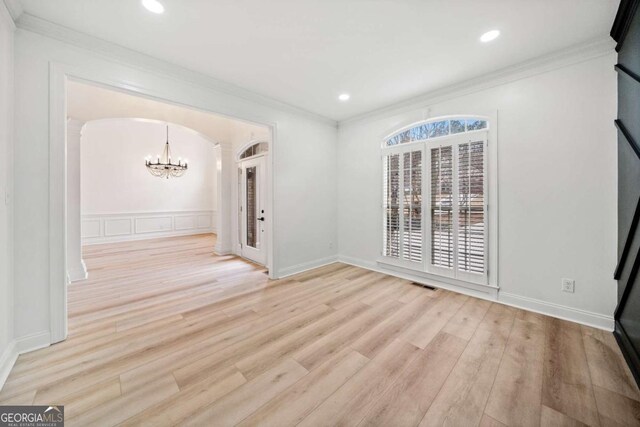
xmin=0 ymin=0 xmax=17 ymax=29
xmin=3 ymin=0 xmax=22 ymax=23
xmin=339 ymin=36 xmax=616 ymax=126
xmin=15 ymin=13 xmax=337 ymax=128
xmin=14 ymin=11 xmax=616 ymax=129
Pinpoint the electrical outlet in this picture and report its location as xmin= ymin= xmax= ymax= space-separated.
xmin=561 ymin=278 xmax=575 ymax=293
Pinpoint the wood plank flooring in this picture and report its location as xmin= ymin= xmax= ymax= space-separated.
xmin=1 ymin=234 xmax=639 ymax=426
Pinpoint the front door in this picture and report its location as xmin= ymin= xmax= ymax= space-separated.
xmin=240 ymin=156 xmax=267 ymax=265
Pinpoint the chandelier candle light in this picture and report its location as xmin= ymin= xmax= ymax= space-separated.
xmin=145 ymin=125 xmax=188 ymax=179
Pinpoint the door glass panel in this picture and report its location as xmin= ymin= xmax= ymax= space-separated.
xmin=246 ymin=166 xmax=257 ymax=248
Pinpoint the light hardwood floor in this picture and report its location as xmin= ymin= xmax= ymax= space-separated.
xmin=1 ymin=234 xmax=639 ymax=426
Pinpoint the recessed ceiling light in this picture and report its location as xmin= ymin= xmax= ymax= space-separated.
xmin=142 ymin=0 xmax=164 ymax=14
xmin=480 ymin=30 xmax=500 ymax=43
xmin=338 ymin=93 xmax=350 ymax=101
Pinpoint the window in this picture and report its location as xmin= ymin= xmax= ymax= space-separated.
xmin=383 ymin=150 xmax=422 ymax=261
xmin=239 ymin=142 xmax=268 ymax=159
xmin=382 ymin=117 xmax=488 ymax=285
xmin=457 ymin=141 xmax=485 ymax=274
xmin=385 ymin=118 xmax=486 ymax=147
xmin=430 ymin=145 xmax=453 ymax=269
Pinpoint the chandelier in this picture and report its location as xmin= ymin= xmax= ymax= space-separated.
xmin=145 ymin=125 xmax=188 ymax=179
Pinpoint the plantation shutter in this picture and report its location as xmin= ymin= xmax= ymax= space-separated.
xmin=430 ymin=146 xmax=454 ymax=269
xmin=402 ymin=150 xmax=422 ymax=262
xmin=457 ymin=140 xmax=485 ymax=274
xmin=383 ymin=154 xmax=400 ymax=258
xmin=382 ymin=119 xmax=488 ymax=286
xmin=383 ymin=149 xmax=422 ymax=262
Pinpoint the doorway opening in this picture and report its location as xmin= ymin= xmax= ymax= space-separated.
xmin=55 ymin=76 xmax=275 ymax=343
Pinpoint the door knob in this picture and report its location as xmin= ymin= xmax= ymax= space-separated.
xmin=258 ymin=217 xmax=265 ymax=221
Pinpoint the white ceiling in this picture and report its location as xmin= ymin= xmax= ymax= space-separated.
xmin=19 ymin=0 xmax=619 ymax=121
xmin=67 ymin=80 xmax=269 ymax=145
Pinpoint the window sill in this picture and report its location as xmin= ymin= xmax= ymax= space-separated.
xmin=376 ymin=257 xmax=498 ymax=296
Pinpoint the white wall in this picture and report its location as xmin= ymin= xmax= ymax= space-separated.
xmin=82 ymin=119 xmax=216 ymax=214
xmin=338 ymin=52 xmax=618 ymax=328
xmin=0 ymin=2 xmax=14 ymax=386
xmin=0 ymin=0 xmax=14 ymax=384
xmin=79 ymin=119 xmax=217 ymax=244
xmin=12 ymin=28 xmax=338 ymax=340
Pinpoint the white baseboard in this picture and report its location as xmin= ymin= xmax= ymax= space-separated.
xmin=0 ymin=331 xmax=51 ymax=391
xmin=338 ymin=255 xmax=614 ymax=332
xmin=14 ymin=331 xmax=52 ymax=354
xmin=214 ymin=242 xmax=233 ymax=256
xmin=0 ymin=341 xmax=18 ymax=392
xmin=277 ymin=255 xmax=339 ymax=278
xmin=339 ymin=255 xmax=498 ymax=300
xmin=499 ymin=292 xmax=614 ymax=331
xmin=68 ymin=259 xmax=88 ymax=282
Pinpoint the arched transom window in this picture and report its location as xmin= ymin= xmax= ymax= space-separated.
xmin=384 ymin=117 xmax=487 ymax=147
xmin=239 ymin=141 xmax=268 ymax=160
xmin=382 ymin=116 xmax=489 ymax=286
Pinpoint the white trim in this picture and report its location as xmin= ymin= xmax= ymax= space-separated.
xmin=277 ymin=256 xmax=339 ymax=279
xmin=15 ymin=11 xmax=613 ymax=126
xmin=66 ymin=118 xmax=86 ymax=284
xmin=0 ymin=341 xmax=17 ymax=391
xmin=341 ymin=255 xmax=497 ymax=300
xmin=49 ymin=63 xmax=67 ymax=344
xmin=0 ymin=0 xmax=15 ymax=394
xmin=48 ymin=61 xmax=279 ymax=343
xmin=340 ymin=37 xmax=614 ymax=125
xmin=381 ymin=115 xmax=496 ymax=289
xmin=0 ymin=0 xmax=16 ymax=29
xmin=338 ymin=255 xmax=614 ymax=331
xmin=231 ymin=138 xmax=275 ymax=276
xmin=0 ymin=331 xmax=51 ymax=392
xmin=67 ymin=259 xmax=87 ymax=282
xmin=14 ymin=331 xmax=51 ymax=354
xmin=236 ymin=139 xmax=270 ymax=161
xmin=238 ymin=156 xmax=268 ymax=265
xmin=499 ymin=292 xmax=614 ymax=332
xmin=381 ymin=115 xmax=490 ymax=148
xmin=81 ymin=210 xmax=216 ymax=245
xmin=16 ymin=13 xmax=336 ymax=127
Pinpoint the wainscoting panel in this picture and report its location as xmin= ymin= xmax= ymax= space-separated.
xmin=197 ymin=214 xmax=212 ymax=229
xmin=82 ymin=210 xmax=216 ymax=244
xmin=104 ymin=218 xmax=132 ymax=237
xmin=175 ymin=215 xmax=196 ymax=231
xmin=135 ymin=216 xmax=173 ymax=234
xmin=81 ymin=219 xmax=101 ymax=239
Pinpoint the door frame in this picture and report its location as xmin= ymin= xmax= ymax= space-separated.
xmin=238 ymin=152 xmax=269 ymax=266
xmin=49 ymin=62 xmax=278 ymax=343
